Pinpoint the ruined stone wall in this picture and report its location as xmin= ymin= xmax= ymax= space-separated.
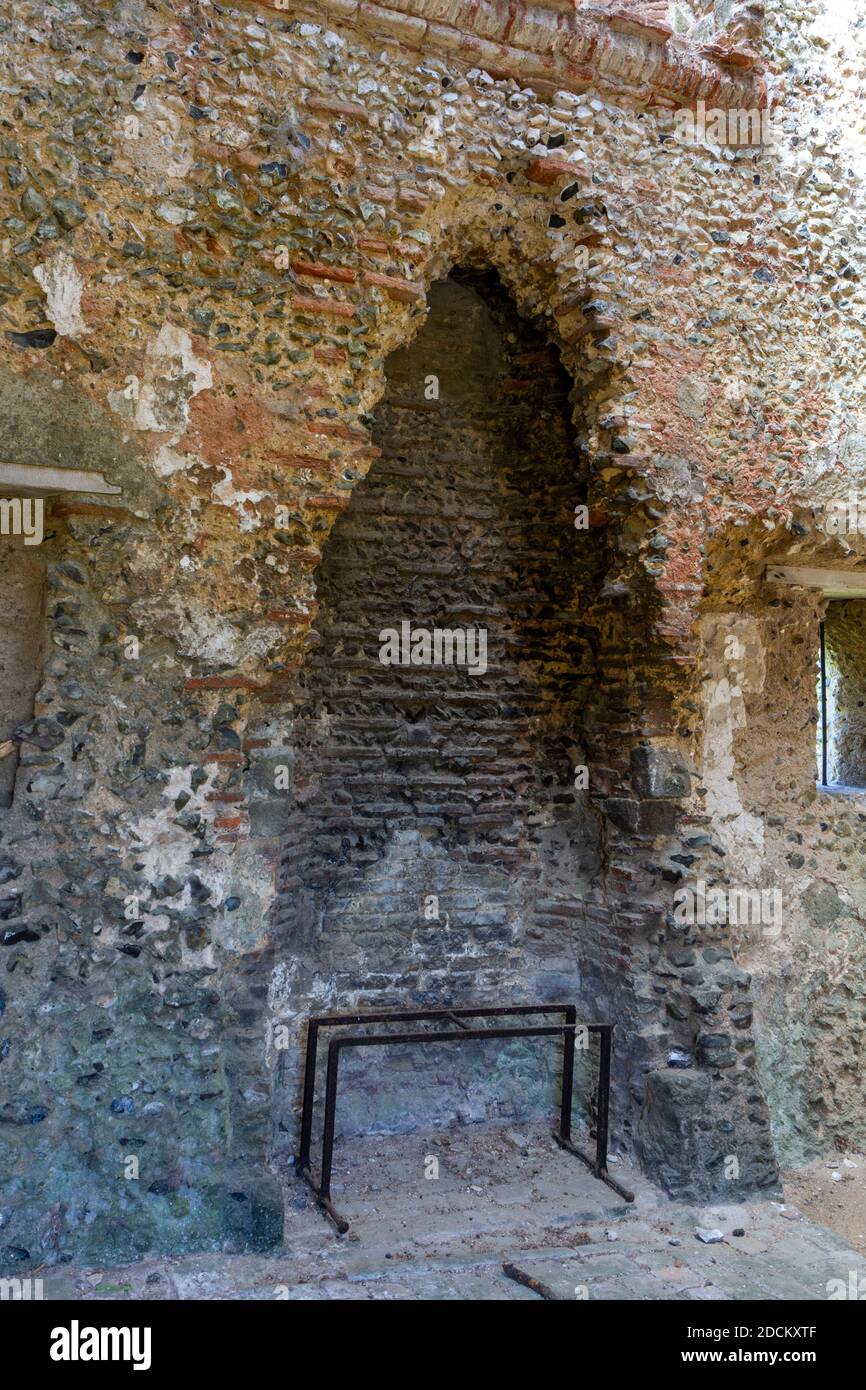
xmin=674 ymin=1 xmax=866 ymax=1171
xmin=0 ymin=0 xmax=865 ymax=1267
xmin=696 ymin=529 xmax=866 ymax=1169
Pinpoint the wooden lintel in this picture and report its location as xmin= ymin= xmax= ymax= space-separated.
xmin=765 ymin=565 xmax=866 ymax=599
xmin=0 ymin=462 xmax=121 ymax=496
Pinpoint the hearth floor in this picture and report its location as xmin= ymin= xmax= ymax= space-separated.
xmin=38 ymin=1121 xmax=866 ymax=1301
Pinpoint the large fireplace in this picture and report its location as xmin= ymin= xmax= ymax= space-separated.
xmin=270 ymin=269 xmax=618 ymax=1148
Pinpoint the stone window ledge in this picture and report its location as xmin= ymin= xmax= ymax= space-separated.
xmin=816 ymin=782 xmax=866 ymax=800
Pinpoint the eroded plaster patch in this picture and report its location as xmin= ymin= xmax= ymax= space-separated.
xmin=152 ymin=444 xmax=200 ymax=478
xmin=129 ymin=589 xmax=282 ymax=666
xmin=33 ymin=250 xmax=87 ymax=338
xmin=125 ymin=764 xmax=216 ymax=880
xmin=212 ymin=466 xmax=267 ymax=527
xmin=109 ymin=324 xmax=212 ymax=436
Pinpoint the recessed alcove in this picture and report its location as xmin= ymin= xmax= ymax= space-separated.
xmin=271 ymin=269 xmax=616 ymax=1146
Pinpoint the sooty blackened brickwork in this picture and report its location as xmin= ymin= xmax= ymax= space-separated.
xmin=272 ymin=271 xmax=610 ymax=1142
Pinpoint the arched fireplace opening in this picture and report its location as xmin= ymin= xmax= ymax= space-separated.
xmin=271 ymin=268 xmax=613 ymax=1151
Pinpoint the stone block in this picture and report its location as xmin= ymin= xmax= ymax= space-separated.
xmin=638 ymin=801 xmax=678 ymax=836
xmin=604 ymin=797 xmax=640 ymax=832
xmin=247 ymin=751 xmax=293 ymax=797
xmin=630 ymin=746 xmax=692 ymax=799
xmin=637 ymin=1069 xmax=714 ymax=1199
xmin=248 ymin=799 xmax=290 ymax=838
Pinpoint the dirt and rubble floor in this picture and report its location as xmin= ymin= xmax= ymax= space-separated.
xmin=782 ymin=1150 xmax=866 ymax=1258
xmin=37 ymin=1124 xmax=866 ymax=1300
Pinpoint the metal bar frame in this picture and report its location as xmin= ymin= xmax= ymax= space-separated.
xmin=296 ymin=1003 xmax=634 ymax=1234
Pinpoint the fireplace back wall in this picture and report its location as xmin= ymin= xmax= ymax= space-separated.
xmin=271 ymin=271 xmax=610 ymax=1145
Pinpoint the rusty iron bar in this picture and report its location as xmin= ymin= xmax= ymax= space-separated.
xmin=296 ymin=1003 xmax=633 ymax=1234
xmin=551 ymin=1133 xmax=635 ymax=1203
xmin=553 ymin=1020 xmax=635 ymax=1204
xmin=502 ymin=1262 xmax=562 ymax=1300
